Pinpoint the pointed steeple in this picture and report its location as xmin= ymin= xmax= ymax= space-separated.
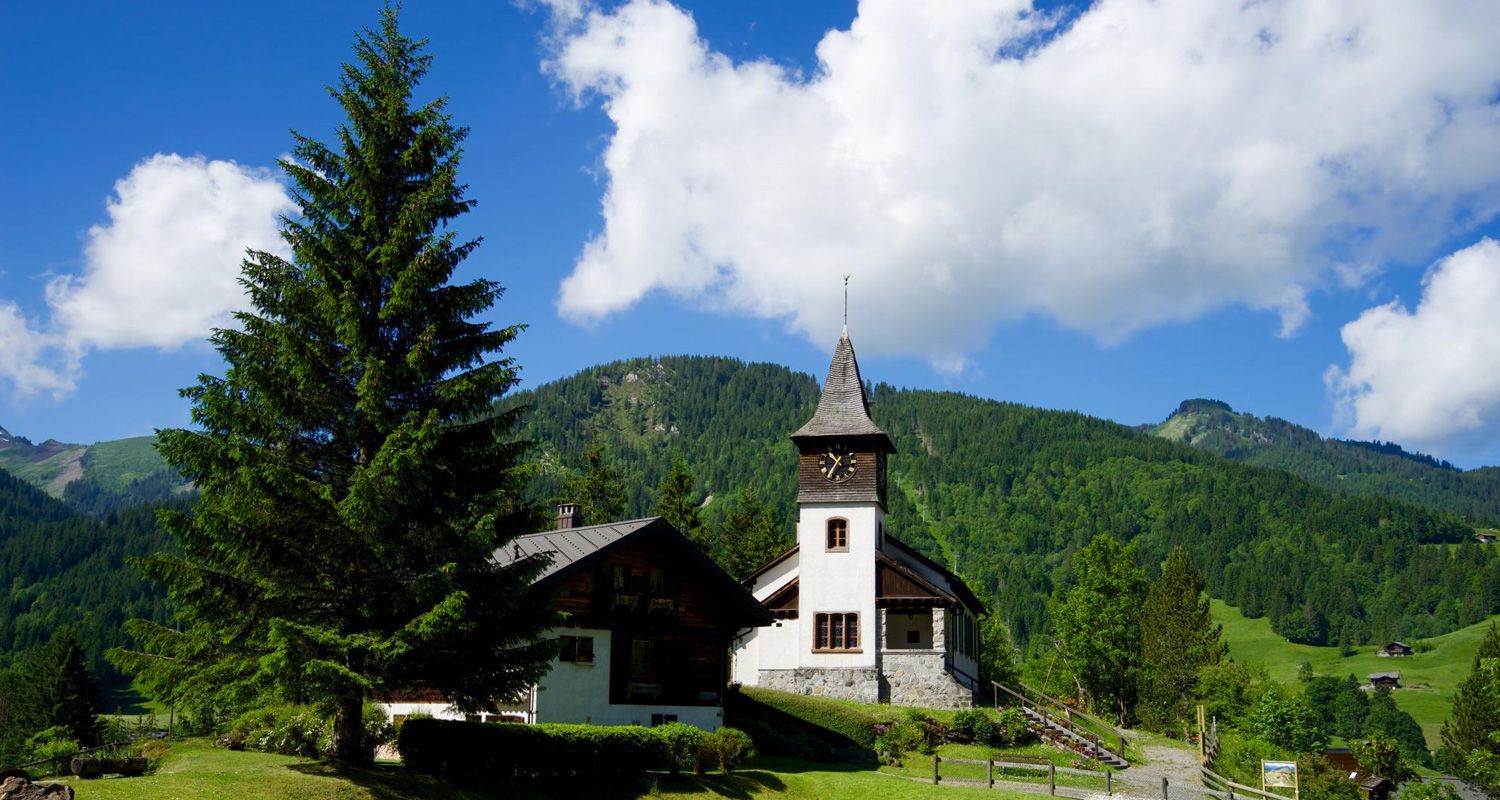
xmin=792 ymin=330 xmax=894 ymax=451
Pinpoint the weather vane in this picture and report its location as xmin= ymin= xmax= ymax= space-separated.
xmin=843 ymin=274 xmax=850 ymax=330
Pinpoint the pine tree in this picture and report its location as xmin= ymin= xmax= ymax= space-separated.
xmin=563 ymin=440 xmax=627 ymax=526
xmin=1442 ymin=621 xmax=1500 ymax=783
xmin=29 ymin=627 xmax=101 ymax=746
xmin=1137 ymin=547 xmax=1226 ymax=729
xmin=1049 ymin=534 xmax=1149 ymax=724
xmin=108 ymin=8 xmax=554 ymax=765
xmin=977 ymin=610 xmax=1019 ymax=688
xmin=654 ymin=458 xmax=706 ymax=550
xmin=717 ymin=487 xmax=788 ymax=578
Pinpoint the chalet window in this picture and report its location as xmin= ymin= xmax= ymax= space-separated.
xmin=630 ymin=639 xmax=652 ymax=679
xmin=826 ymin=518 xmax=849 ymax=551
xmin=650 ymin=569 xmax=665 ymax=594
xmin=613 ymin=564 xmax=630 ymax=590
xmin=559 ymin=635 xmax=595 ymax=664
xmin=814 ymin=613 xmax=859 ymax=651
xmin=907 ymin=629 xmax=920 ymax=645
xmin=650 ymin=713 xmax=678 ymax=727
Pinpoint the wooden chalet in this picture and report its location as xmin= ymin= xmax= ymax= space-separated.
xmin=379 ymin=507 xmax=773 ymax=731
xmin=1368 ymin=672 xmax=1401 ymax=689
xmin=1376 ymin=642 xmax=1412 ymax=658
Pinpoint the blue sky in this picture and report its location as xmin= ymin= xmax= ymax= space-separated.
xmin=2 ymin=1 xmax=1499 ymax=465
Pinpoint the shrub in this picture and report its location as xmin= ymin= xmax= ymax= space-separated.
xmin=1297 ymin=753 xmax=1360 ymax=800
xmin=952 ymin=709 xmax=997 ymax=745
xmin=24 ymin=727 xmax=81 ymax=775
xmin=709 ymin=728 xmax=755 ymax=774
xmin=994 ymin=707 xmax=1034 ymax=746
xmin=874 ymin=720 xmax=924 ymax=760
xmin=398 ymin=719 xmax=668 ymax=785
xmin=361 ymin=702 xmax=394 ymax=754
xmin=657 ymin=722 xmax=705 ymax=775
xmin=228 ymin=704 xmax=331 ymax=758
xmin=728 ymin=687 xmax=878 ymax=750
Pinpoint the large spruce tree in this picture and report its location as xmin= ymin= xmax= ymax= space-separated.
xmin=1442 ymin=621 xmax=1500 ymax=786
xmin=110 ymin=8 xmax=554 ymax=764
xmin=1137 ymin=547 xmax=1225 ymax=730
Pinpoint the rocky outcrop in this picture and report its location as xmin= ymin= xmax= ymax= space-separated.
xmin=0 ymin=776 xmax=74 ymax=799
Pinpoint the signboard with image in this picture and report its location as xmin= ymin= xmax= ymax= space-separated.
xmin=1262 ymin=760 xmax=1299 ymax=798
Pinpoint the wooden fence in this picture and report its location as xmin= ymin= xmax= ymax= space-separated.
xmin=927 ymin=753 xmax=1113 ymax=795
xmin=1201 ymin=764 xmax=1294 ymax=800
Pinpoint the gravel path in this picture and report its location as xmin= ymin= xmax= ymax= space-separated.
xmin=1108 ymin=742 xmax=1209 ymax=800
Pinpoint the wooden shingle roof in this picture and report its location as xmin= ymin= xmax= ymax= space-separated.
xmin=791 ymin=331 xmax=894 ymax=451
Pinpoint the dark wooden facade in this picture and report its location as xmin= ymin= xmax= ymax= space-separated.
xmin=796 ymin=437 xmax=888 ymax=506
xmin=544 ymin=526 xmax=766 ymax=707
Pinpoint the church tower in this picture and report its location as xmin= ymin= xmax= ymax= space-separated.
xmin=786 ymin=329 xmax=895 ymax=689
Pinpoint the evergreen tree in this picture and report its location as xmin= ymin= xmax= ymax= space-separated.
xmin=1332 ymin=674 xmax=1369 ymax=739
xmin=977 ymin=610 xmax=1019 ymax=688
xmin=108 ymin=8 xmax=554 ymax=764
xmin=1367 ymin=686 xmax=1431 ymax=767
xmin=717 ymin=487 xmax=787 ymax=578
xmin=1442 ymin=622 xmax=1500 ymax=784
xmin=1137 ymin=547 xmax=1226 ymax=729
xmin=30 ymin=626 xmax=101 ymax=746
xmin=563 ymin=440 xmax=627 ymax=526
xmin=654 ymin=458 xmax=706 ymax=550
xmin=1049 ymin=534 xmax=1148 ymax=724
xmin=1463 ymin=656 xmax=1500 ymax=798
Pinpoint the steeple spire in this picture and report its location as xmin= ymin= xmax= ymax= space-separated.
xmin=843 ymin=274 xmax=850 ymax=335
xmin=791 ymin=327 xmax=894 ymax=452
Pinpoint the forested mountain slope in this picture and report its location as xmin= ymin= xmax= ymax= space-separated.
xmin=503 ymin=356 xmax=1500 ymax=649
xmin=0 ymin=467 xmax=177 ymax=684
xmin=1146 ymin=399 xmax=1500 ymax=525
xmin=0 ymin=424 xmax=186 ymax=515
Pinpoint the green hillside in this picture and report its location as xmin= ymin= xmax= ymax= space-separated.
xmin=1147 ymin=399 xmax=1500 ymax=525
xmin=504 ymin=355 xmax=1500 ymax=649
xmin=1212 ymin=598 xmax=1495 ymax=747
xmin=0 ymin=424 xmax=185 ymax=514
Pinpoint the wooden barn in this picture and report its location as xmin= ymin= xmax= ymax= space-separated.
xmin=1368 ymin=672 xmax=1401 ymax=689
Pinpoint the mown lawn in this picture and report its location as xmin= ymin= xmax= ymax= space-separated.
xmin=876 ymin=742 xmax=1111 ymax=791
xmin=62 ymin=741 xmax=1038 ymax=800
xmin=1212 ymin=599 xmax=1496 ymax=747
xmin=65 ymin=740 xmax=478 ymax=800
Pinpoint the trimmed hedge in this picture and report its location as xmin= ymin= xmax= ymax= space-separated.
xmin=398 ymin=719 xmax=667 ymax=784
xmin=728 ymin=686 xmax=879 ymax=751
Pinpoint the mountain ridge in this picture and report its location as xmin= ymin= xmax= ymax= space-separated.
xmin=1145 ymin=398 xmax=1500 ymax=526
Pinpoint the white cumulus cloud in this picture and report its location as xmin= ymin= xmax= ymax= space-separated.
xmin=542 ymin=0 xmax=1500 ymax=366
xmin=0 ymin=154 xmax=291 ymax=398
xmin=1329 ymin=238 xmax=1500 ymax=455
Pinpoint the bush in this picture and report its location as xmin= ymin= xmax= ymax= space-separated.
xmin=398 ymin=719 xmax=668 ymax=785
xmin=952 ymin=709 xmax=998 ymax=745
xmin=229 ymin=705 xmax=330 ymax=758
xmin=874 ymin=720 xmax=924 ymax=760
xmin=728 ymin=686 xmax=878 ymax=750
xmin=694 ymin=728 xmax=756 ymax=775
xmin=1297 ymin=753 xmax=1360 ymax=800
xmin=994 ymin=707 xmax=1034 ymax=746
xmin=657 ymin=722 xmax=705 ymax=775
xmin=24 ymin=727 xmax=81 ymax=776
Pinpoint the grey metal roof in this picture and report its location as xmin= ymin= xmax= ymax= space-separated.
xmin=791 ymin=331 xmax=893 ymax=448
xmin=498 ymin=517 xmax=658 ymax=582
xmin=1369 ymin=672 xmax=1401 ymax=680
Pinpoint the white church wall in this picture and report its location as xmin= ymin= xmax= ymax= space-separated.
xmin=797 ymin=502 xmax=880 ymax=670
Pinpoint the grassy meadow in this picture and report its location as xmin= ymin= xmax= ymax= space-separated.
xmin=59 ymin=740 xmax=1032 ymax=800
xmin=1212 ymin=599 xmax=1495 ymax=747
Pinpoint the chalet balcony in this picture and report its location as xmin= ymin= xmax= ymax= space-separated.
xmin=611 ymin=592 xmax=639 ymax=610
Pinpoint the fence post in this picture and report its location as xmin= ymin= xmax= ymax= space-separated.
xmin=933 ymin=753 xmax=940 ymax=784
xmin=1162 ymin=777 xmax=1169 ymax=800
xmin=1049 ymin=763 xmax=1056 ymax=796
xmin=988 ymin=758 xmax=994 ymax=788
xmin=1107 ymin=769 xmax=1112 ymax=795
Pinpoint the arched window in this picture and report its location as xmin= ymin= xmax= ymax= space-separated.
xmin=826 ymin=518 xmax=849 ymax=551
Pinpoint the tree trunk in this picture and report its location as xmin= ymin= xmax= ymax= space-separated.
xmin=330 ymin=691 xmax=371 ymax=767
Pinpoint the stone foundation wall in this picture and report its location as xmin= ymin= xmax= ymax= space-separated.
xmin=881 ymin=651 xmax=974 ymax=709
xmin=758 ymin=668 xmax=880 ymax=703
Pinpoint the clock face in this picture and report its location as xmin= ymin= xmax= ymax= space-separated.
xmin=819 ymin=444 xmax=857 ymax=483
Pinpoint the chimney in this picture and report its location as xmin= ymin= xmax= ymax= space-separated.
xmin=556 ymin=503 xmax=582 ymax=530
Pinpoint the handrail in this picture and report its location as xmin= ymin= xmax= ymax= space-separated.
xmin=1017 ymin=681 xmax=1126 ymax=740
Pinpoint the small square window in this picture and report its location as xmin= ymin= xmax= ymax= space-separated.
xmin=907 ymin=629 xmax=920 ymax=645
xmin=650 ymin=569 xmax=665 ymax=593
xmin=613 ymin=565 xmax=629 ymax=590
xmin=651 ymin=713 xmax=678 ymax=727
xmin=826 ymin=519 xmax=849 ymax=551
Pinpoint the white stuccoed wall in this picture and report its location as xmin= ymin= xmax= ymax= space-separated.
xmin=797 ymin=502 xmax=881 ymax=669
xmin=533 ymin=627 xmax=725 ymax=730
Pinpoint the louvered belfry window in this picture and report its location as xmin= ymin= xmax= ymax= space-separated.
xmin=814 ymin=613 xmax=859 ymax=651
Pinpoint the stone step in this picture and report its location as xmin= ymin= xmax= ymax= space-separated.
xmin=1018 ymin=707 xmax=1129 ymax=768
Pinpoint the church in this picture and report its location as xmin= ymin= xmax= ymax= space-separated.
xmin=731 ymin=328 xmax=986 ymax=709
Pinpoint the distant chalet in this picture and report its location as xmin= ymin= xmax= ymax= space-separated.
xmin=1375 ymin=642 xmax=1412 ymax=658
xmin=1368 ymin=672 xmax=1401 ymax=689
